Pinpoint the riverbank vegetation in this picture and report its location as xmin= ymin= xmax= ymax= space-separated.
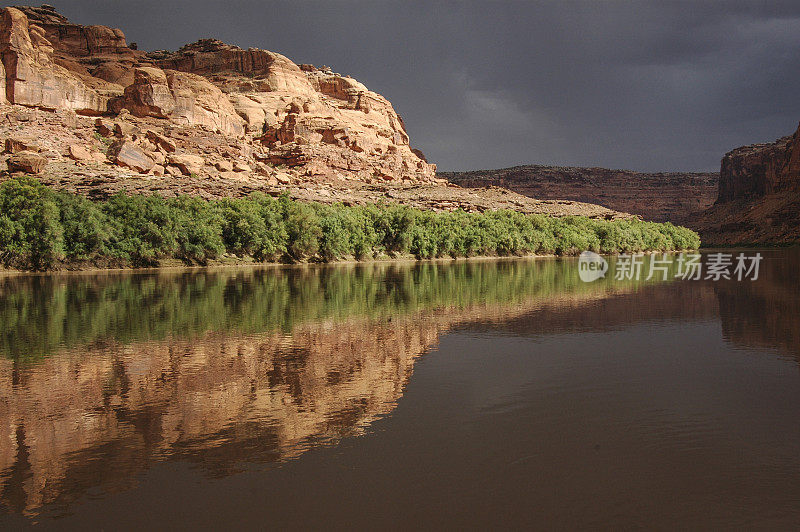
xmin=0 ymin=176 xmax=700 ymax=271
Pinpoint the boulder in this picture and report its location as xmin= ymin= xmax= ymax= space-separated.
xmin=164 ymin=165 xmax=182 ymax=177
xmin=68 ymin=144 xmax=92 ymax=162
xmin=7 ymin=151 xmax=47 ymax=173
xmin=95 ymin=118 xmax=114 ymax=137
xmin=145 ymin=130 xmax=176 ymax=152
xmin=168 ymin=153 xmax=205 ymax=175
xmin=114 ymin=120 xmax=138 ymax=138
xmin=214 ymin=160 xmax=233 ymax=172
xmin=110 ymin=140 xmax=155 ymax=173
xmin=218 ymin=171 xmax=241 ymax=180
xmin=149 ymin=150 xmax=166 ymax=165
xmin=5 ymin=137 xmax=39 ymax=153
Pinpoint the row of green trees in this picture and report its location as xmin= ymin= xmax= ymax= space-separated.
xmin=0 ymin=176 xmax=700 ymax=270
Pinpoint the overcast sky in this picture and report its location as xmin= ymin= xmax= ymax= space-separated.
xmin=7 ymin=1 xmax=800 ymax=172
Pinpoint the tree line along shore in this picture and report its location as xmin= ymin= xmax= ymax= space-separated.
xmin=0 ymin=176 xmax=701 ymax=271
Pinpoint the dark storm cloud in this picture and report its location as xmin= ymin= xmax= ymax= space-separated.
xmin=5 ymin=0 xmax=800 ymax=171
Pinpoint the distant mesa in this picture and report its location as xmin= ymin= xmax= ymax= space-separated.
xmin=441 ymin=165 xmax=719 ymax=223
xmin=442 ymin=131 xmax=800 ymax=245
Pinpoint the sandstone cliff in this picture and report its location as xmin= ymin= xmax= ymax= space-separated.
xmin=0 ymin=5 xmax=434 ymax=185
xmin=441 ymin=165 xmax=719 ymax=223
xmin=0 ymin=5 xmax=631 ymax=219
xmin=687 ymin=122 xmax=800 ymax=244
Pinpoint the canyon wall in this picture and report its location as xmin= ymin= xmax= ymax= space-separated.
xmin=717 ymin=123 xmax=800 ymax=203
xmin=441 ymin=165 xmax=718 ymax=222
xmin=687 ymin=122 xmax=800 ymax=244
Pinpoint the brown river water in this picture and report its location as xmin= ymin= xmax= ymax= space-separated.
xmin=0 ymin=250 xmax=798 ymax=529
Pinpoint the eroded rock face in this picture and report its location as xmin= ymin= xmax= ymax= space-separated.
xmin=14 ymin=4 xmax=138 ymax=89
xmin=149 ymin=39 xmax=434 ymax=182
xmin=0 ymin=7 xmax=114 ymax=113
xmin=0 ymin=6 xmax=435 ymax=184
xmin=717 ymin=123 xmax=800 ymax=204
xmin=15 ymin=5 xmax=133 ymax=58
xmin=685 ymin=122 xmax=800 ymax=245
xmin=114 ymin=67 xmax=175 ymax=118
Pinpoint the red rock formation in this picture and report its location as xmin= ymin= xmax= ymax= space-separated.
xmin=15 ymin=4 xmax=141 ymax=88
xmin=0 ymin=6 xmax=435 ymax=184
xmin=148 ymin=39 xmax=432 ymax=181
xmin=717 ymin=124 xmax=800 ymax=203
xmin=687 ymin=122 xmax=800 ymax=244
xmin=0 ymin=7 xmax=114 ymax=113
xmin=442 ymin=165 xmax=719 ymax=222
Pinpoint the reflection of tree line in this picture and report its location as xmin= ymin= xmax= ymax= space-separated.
xmin=0 ymin=259 xmax=649 ymax=360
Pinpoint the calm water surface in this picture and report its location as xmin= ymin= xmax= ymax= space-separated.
xmin=0 ymin=250 xmax=799 ymax=529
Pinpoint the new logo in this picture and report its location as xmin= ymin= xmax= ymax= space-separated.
xmin=578 ymin=251 xmax=608 ymax=282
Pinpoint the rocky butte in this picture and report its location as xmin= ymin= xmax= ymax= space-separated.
xmin=687 ymin=122 xmax=800 ymax=245
xmin=0 ymin=5 xmax=625 ymax=219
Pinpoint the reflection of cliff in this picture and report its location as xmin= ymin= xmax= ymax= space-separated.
xmin=713 ymin=252 xmax=800 ymax=359
xmin=0 ymin=272 xmax=639 ymax=517
xmin=0 ymin=319 xmax=437 ymax=515
xmin=471 ymin=251 xmax=800 ymax=360
xmin=465 ymin=281 xmax=719 ymax=335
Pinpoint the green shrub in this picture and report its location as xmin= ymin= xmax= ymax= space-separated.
xmin=169 ymin=196 xmax=225 ymax=264
xmin=102 ymin=193 xmax=178 ymax=267
xmin=280 ymin=195 xmax=321 ymax=261
xmin=0 ymin=176 xmax=702 ymax=271
xmin=0 ymin=176 xmax=64 ymax=270
xmin=217 ymin=193 xmax=287 ymax=261
xmin=56 ymin=192 xmax=109 ymax=261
